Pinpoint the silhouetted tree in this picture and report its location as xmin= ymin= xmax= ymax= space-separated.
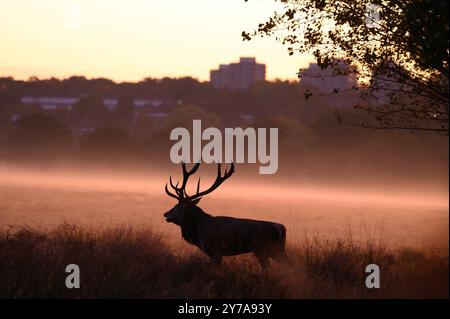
xmin=243 ymin=0 xmax=449 ymax=134
xmin=7 ymin=113 xmax=73 ymax=161
xmin=70 ymin=95 xmax=107 ymax=128
xmin=79 ymin=127 xmax=135 ymax=160
xmin=117 ymin=96 xmax=135 ymax=129
xmin=162 ymin=105 xmax=219 ymax=129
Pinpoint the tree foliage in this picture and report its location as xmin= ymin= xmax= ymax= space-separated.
xmin=243 ymin=0 xmax=449 ymax=134
xmin=8 ymin=113 xmax=72 ymax=160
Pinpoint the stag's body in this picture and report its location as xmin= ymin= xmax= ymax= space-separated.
xmin=164 ymin=163 xmax=288 ymax=268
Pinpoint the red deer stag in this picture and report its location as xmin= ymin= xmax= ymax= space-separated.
xmin=164 ymin=163 xmax=288 ymax=268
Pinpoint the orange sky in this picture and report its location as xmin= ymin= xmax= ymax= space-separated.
xmin=0 ymin=0 xmax=313 ymax=82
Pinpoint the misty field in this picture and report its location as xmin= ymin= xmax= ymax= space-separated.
xmin=0 ymin=171 xmax=448 ymax=298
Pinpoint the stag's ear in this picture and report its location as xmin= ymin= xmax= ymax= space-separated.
xmin=191 ymin=197 xmax=202 ymax=205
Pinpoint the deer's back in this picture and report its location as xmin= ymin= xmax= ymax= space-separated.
xmin=199 ymin=216 xmax=286 ymax=255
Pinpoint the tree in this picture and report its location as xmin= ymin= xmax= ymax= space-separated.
xmin=79 ymin=126 xmax=135 ymax=159
xmin=70 ymin=95 xmax=108 ymax=128
xmin=116 ymin=96 xmax=135 ymax=129
xmin=243 ymin=0 xmax=449 ymax=134
xmin=162 ymin=105 xmax=219 ymax=129
xmin=8 ymin=113 xmax=73 ymax=160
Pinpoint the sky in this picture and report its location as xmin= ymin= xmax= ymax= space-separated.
xmin=0 ymin=0 xmax=313 ymax=82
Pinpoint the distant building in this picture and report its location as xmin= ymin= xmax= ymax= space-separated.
xmin=300 ymin=61 xmax=358 ymax=94
xmin=210 ymin=57 xmax=266 ymax=90
xmin=103 ymin=98 xmax=118 ymax=110
xmin=20 ymin=96 xmax=177 ymax=112
xmin=20 ymin=96 xmax=79 ymax=110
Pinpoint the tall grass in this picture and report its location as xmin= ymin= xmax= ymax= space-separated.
xmin=0 ymin=225 xmax=447 ymax=298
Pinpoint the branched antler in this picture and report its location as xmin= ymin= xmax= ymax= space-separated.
xmin=165 ymin=163 xmax=235 ymax=202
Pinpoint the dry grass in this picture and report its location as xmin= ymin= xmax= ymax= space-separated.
xmin=0 ymin=225 xmax=447 ymax=299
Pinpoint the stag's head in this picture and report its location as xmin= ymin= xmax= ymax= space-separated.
xmin=164 ymin=163 xmax=235 ymax=225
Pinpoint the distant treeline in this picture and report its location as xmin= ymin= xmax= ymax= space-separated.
xmin=0 ymin=76 xmax=447 ymax=188
xmin=0 ymin=76 xmax=356 ymax=130
xmin=0 ymin=76 xmax=358 ymax=164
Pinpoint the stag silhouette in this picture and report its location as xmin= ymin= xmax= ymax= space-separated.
xmin=164 ymin=163 xmax=288 ymax=268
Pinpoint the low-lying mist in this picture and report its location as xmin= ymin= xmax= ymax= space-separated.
xmin=0 ymin=162 xmax=447 ymax=206
xmin=1 ymin=164 xmax=448 ymax=254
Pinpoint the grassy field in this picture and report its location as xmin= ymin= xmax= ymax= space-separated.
xmin=0 ymin=224 xmax=447 ymax=298
xmin=0 ymin=174 xmax=448 ymax=299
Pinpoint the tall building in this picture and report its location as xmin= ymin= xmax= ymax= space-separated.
xmin=210 ymin=57 xmax=266 ymax=91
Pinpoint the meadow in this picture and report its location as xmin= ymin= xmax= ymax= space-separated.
xmin=0 ymin=224 xmax=447 ymax=298
xmin=0 ymin=169 xmax=448 ymax=298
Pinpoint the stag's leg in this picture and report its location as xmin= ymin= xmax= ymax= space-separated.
xmin=254 ymin=252 xmax=270 ymax=269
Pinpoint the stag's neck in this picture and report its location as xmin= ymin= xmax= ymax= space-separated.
xmin=180 ymin=207 xmax=212 ymax=246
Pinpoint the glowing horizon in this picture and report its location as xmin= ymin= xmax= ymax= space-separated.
xmin=0 ymin=0 xmax=313 ymax=82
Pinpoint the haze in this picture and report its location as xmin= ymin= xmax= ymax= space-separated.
xmin=1 ymin=165 xmax=448 ymax=254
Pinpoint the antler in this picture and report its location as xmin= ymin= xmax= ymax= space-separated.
xmin=165 ymin=162 xmax=200 ymax=201
xmin=165 ymin=183 xmax=180 ymax=200
xmin=165 ymin=163 xmax=235 ymax=202
xmin=188 ymin=163 xmax=235 ymax=201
